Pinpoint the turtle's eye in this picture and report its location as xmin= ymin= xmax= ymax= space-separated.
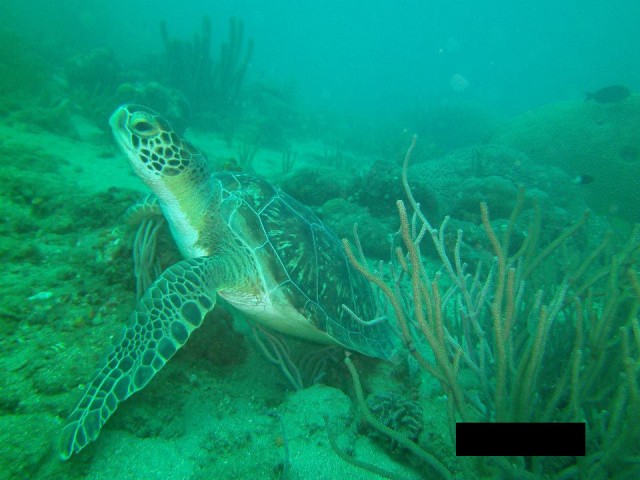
xmin=131 ymin=119 xmax=158 ymax=136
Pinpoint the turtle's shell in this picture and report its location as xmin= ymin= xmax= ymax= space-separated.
xmin=216 ymin=172 xmax=395 ymax=359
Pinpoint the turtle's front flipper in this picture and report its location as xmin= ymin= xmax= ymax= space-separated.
xmin=124 ymin=193 xmax=162 ymax=226
xmin=59 ymin=257 xmax=219 ymax=460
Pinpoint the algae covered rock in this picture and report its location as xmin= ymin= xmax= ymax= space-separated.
xmin=280 ymin=166 xmax=355 ymax=206
xmin=316 ymin=198 xmax=396 ymax=260
xmin=356 ymin=159 xmax=439 ymax=218
xmin=408 ymin=143 xmax=586 ymax=223
xmin=491 ymin=96 xmax=640 ymax=222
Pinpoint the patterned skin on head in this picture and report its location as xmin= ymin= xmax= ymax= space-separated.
xmin=110 ymin=104 xmax=209 ymax=183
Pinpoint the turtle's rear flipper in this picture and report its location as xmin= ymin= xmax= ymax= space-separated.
xmin=59 ymin=257 xmax=219 ymax=460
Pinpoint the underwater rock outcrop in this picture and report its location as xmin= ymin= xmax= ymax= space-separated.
xmin=407 ymin=144 xmax=588 ymax=229
xmin=491 ymin=95 xmax=640 ymax=222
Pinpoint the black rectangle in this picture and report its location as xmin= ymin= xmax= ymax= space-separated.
xmin=456 ymin=422 xmax=585 ymax=456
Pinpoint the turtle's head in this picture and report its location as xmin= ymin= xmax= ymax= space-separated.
xmin=110 ymin=105 xmax=215 ymax=257
xmin=110 ymin=104 xmax=210 ymax=190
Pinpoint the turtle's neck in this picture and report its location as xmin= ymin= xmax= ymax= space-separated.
xmin=151 ymin=156 xmax=216 ymax=259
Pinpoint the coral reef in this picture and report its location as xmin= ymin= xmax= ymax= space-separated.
xmin=316 ymin=198 xmax=395 ymax=260
xmin=281 ymin=166 xmax=354 ymax=207
xmin=356 ymin=159 xmax=439 ymax=218
xmin=280 ymin=137 xmax=594 ymax=264
xmin=342 ymin=137 xmax=640 ymax=479
xmin=409 ymin=143 xmax=587 ymax=221
xmin=365 ymin=391 xmax=424 ymax=452
xmin=491 ymin=96 xmax=640 ymax=222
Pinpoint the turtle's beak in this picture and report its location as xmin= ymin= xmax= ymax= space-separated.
xmin=109 ymin=106 xmax=135 ymax=159
xmin=109 ymin=106 xmax=127 ymax=132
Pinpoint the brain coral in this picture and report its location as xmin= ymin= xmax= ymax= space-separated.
xmin=490 ymin=95 xmax=640 ymax=223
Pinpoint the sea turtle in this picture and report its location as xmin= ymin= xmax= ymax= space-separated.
xmin=59 ymin=104 xmax=396 ymax=459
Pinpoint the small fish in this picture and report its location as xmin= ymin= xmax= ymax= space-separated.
xmin=585 ymin=85 xmax=631 ymax=103
xmin=572 ymin=174 xmax=594 ymax=185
